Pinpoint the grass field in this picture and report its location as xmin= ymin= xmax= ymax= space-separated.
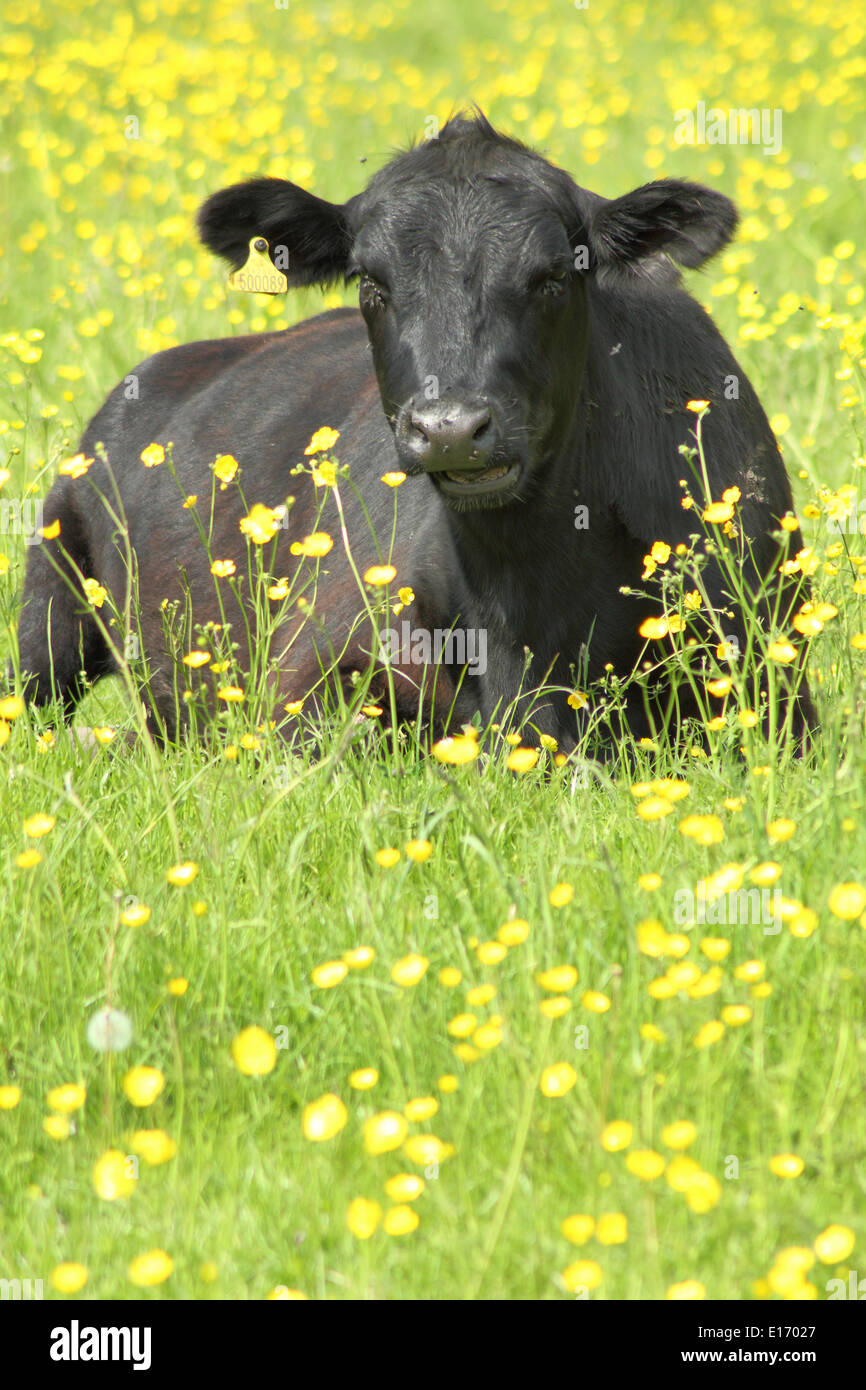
xmin=1 ymin=0 xmax=865 ymax=1301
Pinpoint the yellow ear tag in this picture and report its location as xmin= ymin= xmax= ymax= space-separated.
xmin=227 ymin=237 xmax=288 ymax=295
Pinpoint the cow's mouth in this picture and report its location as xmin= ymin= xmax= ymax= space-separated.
xmin=435 ymin=461 xmax=521 ymax=500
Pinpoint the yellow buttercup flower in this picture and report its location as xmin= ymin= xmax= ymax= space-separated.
xmin=349 ymin=1067 xmax=379 ymax=1090
xmin=240 ymin=503 xmax=281 ymax=545
xmin=363 ymin=563 xmax=397 ymax=586
xmin=596 ymin=1212 xmax=628 ymax=1245
xmin=82 ymin=578 xmax=107 ymax=608
xmin=122 ymin=1065 xmax=165 ymax=1106
xmin=639 ymin=615 xmax=670 ymax=640
xmin=43 ymin=1114 xmax=72 ymax=1140
xmin=548 ymin=882 xmax=574 ymax=907
xmin=438 ymin=966 xmax=462 ymax=987
xmin=130 ymin=1129 xmax=177 ymax=1165
xmin=375 ymin=847 xmax=400 ymax=868
xmin=47 ymin=1083 xmax=86 ymax=1113
xmin=466 ymin=984 xmax=496 ymax=1007
xmin=734 ymin=959 xmax=765 ymax=982
xmin=540 ymin=997 xmax=571 ymax=1018
xmin=212 ymin=453 xmax=239 ymax=485
xmin=561 ymin=1214 xmax=595 ymax=1245
xmin=431 ymin=734 xmax=479 ymax=764
xmin=403 ymin=1134 xmax=451 ymax=1166
xmin=637 ymin=796 xmax=674 ymax=821
xmin=506 ymin=746 xmax=539 ymax=772
xmin=703 ymin=501 xmax=734 ymax=524
xmin=562 ymin=1260 xmax=603 ymax=1292
xmin=311 ymin=460 xmax=336 ymax=487
xmin=537 ymin=964 xmax=578 ymax=992
xmin=304 ymin=426 xmax=340 ymax=454
xmin=767 ymin=640 xmax=797 ymax=663
xmin=684 ymin=1171 xmax=722 ymax=1213
xmin=693 ymin=1020 xmax=725 ymax=1048
xmin=121 ymin=903 xmax=150 ymax=928
xmin=385 ymin=1173 xmax=424 ymax=1202
xmin=93 ymin=1149 xmax=136 ymax=1201
xmin=667 ymin=1280 xmax=705 ymax=1300
xmin=828 ymin=882 xmax=866 ymax=919
xmin=721 ymin=1004 xmax=752 ymax=1026
xmin=769 ymin=1153 xmax=804 ymax=1178
xmin=679 ymin=814 xmax=724 ymax=845
xmin=364 ymin=1111 xmax=408 ymax=1154
xmin=58 ymin=452 xmax=93 ymax=479
xmin=231 ymin=1027 xmax=277 ymax=1075
xmin=638 ymin=873 xmax=662 ymax=891
xmin=391 ymin=953 xmax=428 ymax=986
xmin=476 ymin=940 xmax=507 ymax=965
xmin=498 ymin=918 xmax=530 ymax=944
xmin=813 ymin=1225 xmax=855 ymax=1263
xmin=405 ymin=838 xmax=433 ymax=862
xmin=128 ymin=1249 xmax=173 ymax=1287
xmin=51 ymin=1263 xmax=88 ymax=1293
xmin=383 ymin=1204 xmax=420 ymax=1235
xmin=346 ymin=1197 xmax=383 ymax=1239
xmin=600 ymin=1120 xmax=633 ymax=1152
xmin=626 ymin=1149 xmax=666 ymax=1180
xmin=166 ymin=860 xmax=198 ymax=885
xmin=660 ymin=1121 xmax=697 ymax=1150
xmin=343 ymin=945 xmax=375 ymax=967
xmin=302 ymin=1093 xmax=348 ymax=1142
xmin=292 ymin=531 xmax=333 ymax=558
xmin=405 ymin=1096 xmax=439 ymax=1122
xmin=311 ymin=960 xmax=348 ymax=989
xmin=540 ymin=1063 xmax=577 ymax=1098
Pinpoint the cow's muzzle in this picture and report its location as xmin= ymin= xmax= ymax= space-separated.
xmin=395 ymin=397 xmax=504 ymax=477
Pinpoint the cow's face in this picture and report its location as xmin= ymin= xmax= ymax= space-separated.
xmin=347 ymin=162 xmax=591 ymax=509
xmin=199 ymin=113 xmax=736 ymax=512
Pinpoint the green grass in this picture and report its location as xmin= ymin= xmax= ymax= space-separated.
xmin=0 ymin=0 xmax=864 ymax=1300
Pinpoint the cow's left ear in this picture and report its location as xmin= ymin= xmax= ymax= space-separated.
xmin=197 ymin=178 xmax=357 ymax=286
xmin=588 ymin=179 xmax=737 ymax=270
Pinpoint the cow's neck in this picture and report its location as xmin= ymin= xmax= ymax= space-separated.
xmin=445 ymin=452 xmax=585 ymax=644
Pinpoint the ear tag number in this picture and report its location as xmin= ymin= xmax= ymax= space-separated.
xmin=227 ymin=237 xmax=288 ymax=295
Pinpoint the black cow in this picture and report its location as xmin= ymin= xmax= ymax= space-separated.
xmin=17 ymin=112 xmax=814 ymax=748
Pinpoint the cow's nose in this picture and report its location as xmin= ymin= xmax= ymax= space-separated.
xmin=399 ymin=400 xmax=496 ymax=472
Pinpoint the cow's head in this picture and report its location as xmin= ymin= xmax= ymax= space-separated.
xmin=199 ymin=112 xmax=736 ymax=510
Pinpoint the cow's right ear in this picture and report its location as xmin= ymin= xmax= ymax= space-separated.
xmin=197 ymin=178 xmax=356 ymax=287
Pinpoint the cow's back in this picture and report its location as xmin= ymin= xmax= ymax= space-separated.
xmin=81 ymin=307 xmax=371 ymax=478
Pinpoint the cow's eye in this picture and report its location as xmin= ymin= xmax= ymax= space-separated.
xmin=539 ymin=270 xmax=568 ymax=297
xmin=359 ymin=275 xmax=388 ymax=311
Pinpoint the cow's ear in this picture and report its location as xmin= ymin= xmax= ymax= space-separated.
xmin=197 ymin=178 xmax=356 ymax=286
xmin=588 ymin=179 xmax=737 ymax=270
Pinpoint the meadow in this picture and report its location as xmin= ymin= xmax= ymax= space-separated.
xmin=0 ymin=0 xmax=864 ymax=1301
